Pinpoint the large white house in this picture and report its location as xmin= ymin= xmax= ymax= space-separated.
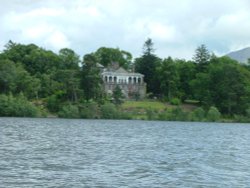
xmin=100 ymin=64 xmax=146 ymax=99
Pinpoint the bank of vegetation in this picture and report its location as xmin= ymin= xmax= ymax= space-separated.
xmin=1 ymin=39 xmax=250 ymax=122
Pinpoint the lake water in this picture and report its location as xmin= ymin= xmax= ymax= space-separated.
xmin=0 ymin=118 xmax=250 ymax=187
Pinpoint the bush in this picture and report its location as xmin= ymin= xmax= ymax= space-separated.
xmin=190 ymin=107 xmax=206 ymax=121
xmin=146 ymin=108 xmax=157 ymax=120
xmin=158 ymin=110 xmax=171 ymax=121
xmin=119 ymin=112 xmax=132 ymax=120
xmin=245 ymin=108 xmax=250 ymax=118
xmin=233 ymin=114 xmax=249 ymax=123
xmin=100 ymin=103 xmax=120 ymax=119
xmin=79 ymin=102 xmax=100 ymax=119
xmin=207 ymin=106 xmax=221 ymax=122
xmin=112 ymin=86 xmax=125 ymax=105
xmin=170 ymin=107 xmax=188 ymax=121
xmin=46 ymin=94 xmax=61 ymax=113
xmin=0 ymin=94 xmax=40 ymax=117
xmin=158 ymin=108 xmax=188 ymax=121
xmin=58 ymin=104 xmax=80 ymax=118
xmin=170 ymin=98 xmax=181 ymax=105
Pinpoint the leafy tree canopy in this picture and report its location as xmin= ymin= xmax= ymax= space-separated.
xmin=93 ymin=47 xmax=132 ymax=69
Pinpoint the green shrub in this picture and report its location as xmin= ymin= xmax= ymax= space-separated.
xmin=146 ymin=108 xmax=157 ymax=120
xmin=158 ymin=108 xmax=188 ymax=121
xmin=119 ymin=112 xmax=132 ymax=120
xmin=46 ymin=94 xmax=61 ymax=113
xmin=79 ymin=102 xmax=100 ymax=119
xmin=101 ymin=103 xmax=120 ymax=119
xmin=112 ymin=86 xmax=125 ymax=105
xmin=0 ymin=94 xmax=9 ymax=116
xmin=170 ymin=98 xmax=181 ymax=105
xmin=245 ymin=108 xmax=250 ymax=118
xmin=158 ymin=110 xmax=171 ymax=121
xmin=190 ymin=107 xmax=206 ymax=121
xmin=207 ymin=106 xmax=221 ymax=122
xmin=58 ymin=104 xmax=80 ymax=118
xmin=233 ymin=114 xmax=249 ymax=123
xmin=170 ymin=107 xmax=188 ymax=121
xmin=0 ymin=94 xmax=39 ymax=117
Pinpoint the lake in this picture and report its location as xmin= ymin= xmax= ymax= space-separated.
xmin=0 ymin=118 xmax=250 ymax=187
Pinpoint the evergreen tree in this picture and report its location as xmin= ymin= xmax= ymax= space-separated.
xmin=135 ymin=38 xmax=161 ymax=95
xmin=193 ymin=44 xmax=211 ymax=72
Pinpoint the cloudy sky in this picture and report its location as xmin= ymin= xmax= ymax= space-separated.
xmin=1 ymin=0 xmax=250 ymax=59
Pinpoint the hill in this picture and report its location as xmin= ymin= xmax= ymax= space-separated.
xmin=226 ymin=47 xmax=250 ymax=63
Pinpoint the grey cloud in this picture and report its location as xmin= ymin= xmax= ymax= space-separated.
xmin=1 ymin=0 xmax=250 ymax=59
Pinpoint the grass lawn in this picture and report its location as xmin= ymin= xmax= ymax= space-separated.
xmin=122 ymin=100 xmax=198 ymax=113
xmin=122 ymin=100 xmax=167 ymax=111
xmin=121 ymin=100 xmax=199 ymax=120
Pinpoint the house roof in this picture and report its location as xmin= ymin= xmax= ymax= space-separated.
xmin=101 ymin=62 xmax=144 ymax=77
xmin=114 ymin=67 xmax=128 ymax=74
xmin=102 ymin=70 xmax=144 ymax=77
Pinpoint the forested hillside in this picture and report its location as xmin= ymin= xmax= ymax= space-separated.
xmin=1 ymin=39 xmax=250 ymax=122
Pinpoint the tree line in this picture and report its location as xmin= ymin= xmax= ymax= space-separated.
xmin=135 ymin=39 xmax=250 ymax=117
xmin=0 ymin=39 xmax=250 ymax=121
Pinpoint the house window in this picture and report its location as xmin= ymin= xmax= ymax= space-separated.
xmin=133 ymin=77 xmax=137 ymax=84
xmin=129 ymin=77 xmax=132 ymax=84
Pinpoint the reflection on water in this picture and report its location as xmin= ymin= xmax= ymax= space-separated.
xmin=0 ymin=118 xmax=250 ymax=187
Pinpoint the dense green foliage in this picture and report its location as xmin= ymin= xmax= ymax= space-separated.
xmin=93 ymin=47 xmax=132 ymax=69
xmin=112 ymin=86 xmax=125 ymax=105
xmin=0 ymin=94 xmax=40 ymax=117
xmin=1 ymin=40 xmax=250 ymax=122
xmin=134 ymin=41 xmax=250 ymax=120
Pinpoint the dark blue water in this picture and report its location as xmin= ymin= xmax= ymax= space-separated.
xmin=0 ymin=118 xmax=250 ymax=187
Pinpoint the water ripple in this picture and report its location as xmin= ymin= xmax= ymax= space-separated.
xmin=1 ymin=118 xmax=250 ymax=187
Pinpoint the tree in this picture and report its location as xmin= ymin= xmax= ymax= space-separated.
xmin=93 ymin=47 xmax=132 ymax=69
xmin=14 ymin=63 xmax=41 ymax=99
xmin=0 ymin=59 xmax=16 ymax=93
xmin=0 ymin=60 xmax=40 ymax=98
xmin=53 ymin=70 xmax=81 ymax=102
xmin=176 ymin=59 xmax=196 ymax=101
xmin=143 ymin=38 xmax=155 ymax=55
xmin=209 ymin=57 xmax=250 ymax=114
xmin=37 ymin=73 xmax=61 ymax=98
xmin=81 ymin=54 xmax=103 ymax=101
xmin=157 ymin=57 xmax=179 ymax=100
xmin=59 ymin=48 xmax=80 ymax=70
xmin=2 ymin=41 xmax=62 ymax=75
xmin=193 ymin=44 xmax=211 ymax=72
xmin=135 ymin=38 xmax=161 ymax=95
xmin=190 ymin=72 xmax=212 ymax=107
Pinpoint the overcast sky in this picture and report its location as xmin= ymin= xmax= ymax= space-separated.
xmin=1 ymin=0 xmax=250 ymax=59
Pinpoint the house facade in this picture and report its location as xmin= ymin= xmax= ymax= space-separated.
xmin=101 ymin=65 xmax=146 ymax=99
